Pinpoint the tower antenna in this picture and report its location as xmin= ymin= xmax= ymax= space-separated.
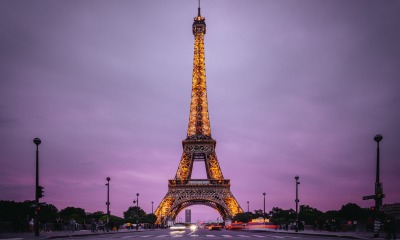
xmin=198 ymin=0 xmax=201 ymax=17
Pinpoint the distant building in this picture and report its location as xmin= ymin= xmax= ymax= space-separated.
xmin=382 ymin=203 xmax=400 ymax=221
xmin=185 ymin=209 xmax=191 ymax=223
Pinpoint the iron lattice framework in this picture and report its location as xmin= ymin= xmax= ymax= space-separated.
xmin=155 ymin=5 xmax=242 ymax=224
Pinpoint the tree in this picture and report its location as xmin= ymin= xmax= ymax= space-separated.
xmin=254 ymin=209 xmax=268 ymax=219
xmin=37 ymin=203 xmax=58 ymax=223
xmin=123 ymin=206 xmax=146 ymax=223
xmin=325 ymin=210 xmax=339 ymax=220
xmin=338 ymin=203 xmax=364 ymax=221
xmin=269 ymin=207 xmax=295 ymax=224
xmin=98 ymin=214 xmax=124 ymax=225
xmin=59 ymin=207 xmax=86 ymax=223
xmin=299 ymin=205 xmax=323 ymax=225
xmin=0 ymin=200 xmax=36 ymax=231
xmin=232 ymin=212 xmax=253 ymax=223
xmin=142 ymin=214 xmax=157 ymax=225
xmin=86 ymin=211 xmax=105 ymax=222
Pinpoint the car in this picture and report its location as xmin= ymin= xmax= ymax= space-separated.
xmin=226 ymin=222 xmax=244 ymax=230
xmin=189 ymin=224 xmax=198 ymax=231
xmin=208 ymin=224 xmax=222 ymax=230
xmin=170 ymin=223 xmax=186 ymax=230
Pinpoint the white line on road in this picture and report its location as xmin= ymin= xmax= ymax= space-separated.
xmin=206 ymin=235 xmax=216 ymax=237
xmin=222 ymin=235 xmax=233 ymax=238
xmin=155 ymin=235 xmax=169 ymax=238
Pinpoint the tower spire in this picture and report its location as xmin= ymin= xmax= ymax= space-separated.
xmin=189 ymin=0 xmax=208 ymax=139
xmin=198 ymin=0 xmax=201 ymax=17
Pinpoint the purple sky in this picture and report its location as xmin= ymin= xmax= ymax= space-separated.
xmin=1 ymin=1 xmax=400 ymax=222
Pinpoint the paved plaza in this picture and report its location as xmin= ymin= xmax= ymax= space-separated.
xmin=0 ymin=228 xmax=388 ymax=240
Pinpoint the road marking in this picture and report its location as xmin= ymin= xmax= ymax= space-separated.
xmin=206 ymin=235 xmax=216 ymax=237
xmin=222 ymin=235 xmax=233 ymax=238
xmin=271 ymin=236 xmax=285 ymax=239
xmin=251 ymin=235 xmax=266 ymax=238
xmin=172 ymin=235 xmax=183 ymax=238
xmin=139 ymin=235 xmax=153 ymax=238
xmin=238 ymin=235 xmax=250 ymax=238
xmin=155 ymin=235 xmax=169 ymax=238
xmin=121 ymin=236 xmax=136 ymax=239
xmin=190 ymin=235 xmax=199 ymax=237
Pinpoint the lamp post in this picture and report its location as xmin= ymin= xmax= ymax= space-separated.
xmin=373 ymin=134 xmax=383 ymax=238
xmin=263 ymin=192 xmax=266 ymax=224
xmin=33 ymin=138 xmax=41 ymax=236
xmin=295 ymin=176 xmax=300 ymax=232
xmin=151 ymin=201 xmax=154 ymax=214
xmin=135 ymin=193 xmax=139 ymax=230
xmin=247 ymin=201 xmax=249 ymax=213
xmin=106 ymin=177 xmax=111 ymax=222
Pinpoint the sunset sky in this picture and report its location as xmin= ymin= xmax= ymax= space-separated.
xmin=1 ymin=0 xmax=399 ymax=222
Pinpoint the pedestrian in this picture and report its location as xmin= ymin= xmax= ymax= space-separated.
xmin=385 ymin=217 xmax=397 ymax=240
xmin=56 ymin=217 xmax=62 ymax=231
xmin=29 ymin=218 xmax=34 ymax=232
xmin=91 ymin=218 xmax=97 ymax=232
xmin=69 ymin=218 xmax=76 ymax=232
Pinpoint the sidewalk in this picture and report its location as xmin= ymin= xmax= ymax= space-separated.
xmin=245 ymin=228 xmax=385 ymax=239
xmin=0 ymin=229 xmax=148 ymax=240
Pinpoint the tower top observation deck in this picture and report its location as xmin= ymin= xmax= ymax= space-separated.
xmin=193 ymin=0 xmax=206 ymax=35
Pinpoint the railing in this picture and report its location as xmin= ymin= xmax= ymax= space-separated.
xmin=168 ymin=179 xmax=230 ymax=186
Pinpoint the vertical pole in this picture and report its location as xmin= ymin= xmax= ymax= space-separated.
xmin=263 ymin=193 xmax=266 ymax=224
xmin=376 ymin=141 xmax=380 ymax=183
xmin=247 ymin=201 xmax=249 ymax=213
xmin=295 ymin=176 xmax=299 ymax=232
xmin=106 ymin=177 xmax=110 ymax=218
xmin=35 ymin=144 xmax=39 ymax=236
xmin=151 ymin=201 xmax=154 ymax=214
xmin=375 ymin=141 xmax=381 ymax=214
xmin=373 ymin=134 xmax=383 ymax=238
xmin=136 ymin=193 xmax=139 ymax=231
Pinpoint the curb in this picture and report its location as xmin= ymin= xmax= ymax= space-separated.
xmin=244 ymin=229 xmax=372 ymax=239
xmin=45 ymin=230 xmax=152 ymax=239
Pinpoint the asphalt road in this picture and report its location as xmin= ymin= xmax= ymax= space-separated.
xmin=57 ymin=228 xmax=361 ymax=240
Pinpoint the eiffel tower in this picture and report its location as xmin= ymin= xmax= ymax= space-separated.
xmin=155 ymin=2 xmax=243 ymax=224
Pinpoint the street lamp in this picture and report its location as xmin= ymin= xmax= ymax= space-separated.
xmin=151 ymin=201 xmax=154 ymax=214
xmin=106 ymin=177 xmax=111 ymax=221
xmin=33 ymin=137 xmax=41 ymax=237
xmin=295 ymin=176 xmax=300 ymax=232
xmin=374 ymin=134 xmax=383 ymax=238
xmin=135 ymin=193 xmax=139 ymax=230
xmin=247 ymin=201 xmax=249 ymax=213
xmin=263 ymin=192 xmax=266 ymax=224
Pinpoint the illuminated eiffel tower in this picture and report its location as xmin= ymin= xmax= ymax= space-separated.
xmin=155 ymin=2 xmax=243 ymax=224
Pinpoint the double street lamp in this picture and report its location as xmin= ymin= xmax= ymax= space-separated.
xmin=133 ymin=193 xmax=139 ymax=230
xmin=295 ymin=176 xmax=300 ymax=232
xmin=106 ymin=177 xmax=111 ymax=221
